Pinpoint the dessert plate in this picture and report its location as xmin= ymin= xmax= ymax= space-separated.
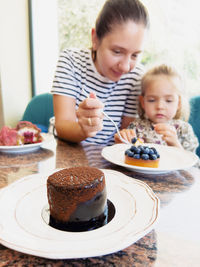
xmin=102 ymin=143 xmax=199 ymax=174
xmin=0 ymin=133 xmax=54 ymax=153
xmin=0 ymin=169 xmax=159 ymax=259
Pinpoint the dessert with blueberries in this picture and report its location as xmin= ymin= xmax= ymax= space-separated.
xmin=124 ymin=138 xmax=160 ymax=168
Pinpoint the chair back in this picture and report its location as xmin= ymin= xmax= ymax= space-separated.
xmin=22 ymin=93 xmax=54 ymax=132
xmin=189 ymin=95 xmax=200 ymax=157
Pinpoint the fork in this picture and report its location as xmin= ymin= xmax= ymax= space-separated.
xmin=81 ymin=88 xmax=131 ymax=145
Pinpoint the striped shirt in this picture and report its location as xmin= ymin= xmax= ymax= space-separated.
xmin=51 ymin=48 xmax=144 ymax=145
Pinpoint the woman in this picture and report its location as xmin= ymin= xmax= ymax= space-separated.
xmin=52 ymin=0 xmax=149 ymax=145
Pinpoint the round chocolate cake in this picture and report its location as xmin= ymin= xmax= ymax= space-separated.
xmin=47 ymin=166 xmax=107 ymax=232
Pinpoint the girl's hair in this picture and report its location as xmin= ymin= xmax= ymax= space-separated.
xmin=139 ymin=64 xmax=190 ymax=121
xmin=95 ymin=0 xmax=149 ymax=40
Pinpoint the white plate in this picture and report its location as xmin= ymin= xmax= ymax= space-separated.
xmin=102 ymin=144 xmax=199 ymax=174
xmin=0 ymin=133 xmax=53 ymax=153
xmin=0 ymin=169 xmax=159 ymax=259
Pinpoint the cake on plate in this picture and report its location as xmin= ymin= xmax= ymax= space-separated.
xmin=0 ymin=121 xmax=42 ymax=146
xmin=47 ymin=166 xmax=108 ymax=232
xmin=124 ymin=138 xmax=160 ymax=168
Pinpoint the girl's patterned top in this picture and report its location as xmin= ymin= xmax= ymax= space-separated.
xmin=128 ymin=118 xmax=199 ymax=153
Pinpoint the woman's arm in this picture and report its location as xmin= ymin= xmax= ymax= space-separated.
xmin=53 ymin=94 xmax=104 ymax=143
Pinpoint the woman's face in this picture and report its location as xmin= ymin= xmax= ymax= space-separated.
xmin=92 ymin=21 xmax=146 ymax=81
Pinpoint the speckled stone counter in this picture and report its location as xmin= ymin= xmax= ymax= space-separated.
xmin=0 ymin=137 xmax=200 ymax=267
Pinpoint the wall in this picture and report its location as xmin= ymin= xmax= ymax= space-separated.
xmin=0 ymin=0 xmax=59 ymax=127
xmin=0 ymin=0 xmax=32 ymax=127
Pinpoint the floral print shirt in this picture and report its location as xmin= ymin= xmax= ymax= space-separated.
xmin=127 ymin=118 xmax=199 ymax=153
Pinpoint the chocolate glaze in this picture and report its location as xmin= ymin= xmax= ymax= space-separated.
xmin=47 ymin=167 xmax=107 ymax=223
xmin=49 ymin=200 xmax=115 ymax=232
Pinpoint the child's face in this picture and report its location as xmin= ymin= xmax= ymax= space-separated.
xmin=140 ymin=75 xmax=180 ymax=123
xmin=92 ymin=21 xmax=146 ymax=81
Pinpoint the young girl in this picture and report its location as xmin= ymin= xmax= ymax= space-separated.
xmin=115 ymin=64 xmax=199 ymax=153
xmin=51 ymin=0 xmax=149 ymax=145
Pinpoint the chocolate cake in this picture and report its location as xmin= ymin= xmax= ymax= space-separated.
xmin=47 ymin=166 xmax=107 ymax=232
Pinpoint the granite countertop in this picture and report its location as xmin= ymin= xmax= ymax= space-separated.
xmin=0 ymin=137 xmax=200 ymax=266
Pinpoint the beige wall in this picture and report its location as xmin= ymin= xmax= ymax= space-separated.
xmin=0 ymin=0 xmax=59 ymax=127
xmin=0 ymin=0 xmax=32 ymax=127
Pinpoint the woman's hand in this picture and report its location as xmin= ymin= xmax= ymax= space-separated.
xmin=154 ymin=123 xmax=182 ymax=148
xmin=114 ymin=129 xmax=136 ymax=144
xmin=76 ymin=92 xmax=104 ymax=137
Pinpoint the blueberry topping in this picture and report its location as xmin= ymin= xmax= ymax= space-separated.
xmin=125 ymin=145 xmax=159 ymax=160
xmin=131 ymin=137 xmax=137 ymax=144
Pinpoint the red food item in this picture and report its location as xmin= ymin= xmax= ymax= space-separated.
xmin=15 ymin=121 xmax=43 ymax=144
xmin=0 ymin=121 xmax=43 ymax=146
xmin=0 ymin=126 xmax=19 ymax=146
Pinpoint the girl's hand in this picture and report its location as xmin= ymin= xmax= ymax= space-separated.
xmin=114 ymin=129 xmax=136 ymax=144
xmin=154 ymin=123 xmax=182 ymax=148
xmin=76 ymin=92 xmax=104 ymax=137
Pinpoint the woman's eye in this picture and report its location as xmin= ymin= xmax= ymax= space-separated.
xmin=132 ymin=54 xmax=138 ymax=59
xmin=113 ymin=50 xmax=121 ymax=54
xmin=166 ymin=99 xmax=173 ymax=103
xmin=147 ymin=99 xmax=155 ymax=102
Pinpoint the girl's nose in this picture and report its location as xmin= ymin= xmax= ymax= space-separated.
xmin=156 ymin=100 xmax=164 ymax=109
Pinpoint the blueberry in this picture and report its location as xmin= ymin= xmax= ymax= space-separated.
xmin=135 ymin=147 xmax=141 ymax=154
xmin=130 ymin=146 xmax=137 ymax=152
xmin=131 ymin=137 xmax=137 ymax=144
xmin=125 ymin=149 xmax=130 ymax=155
xmin=138 ymin=145 xmax=145 ymax=153
xmin=151 ymin=147 xmax=158 ymax=153
xmin=127 ymin=150 xmax=134 ymax=157
xmin=148 ymin=148 xmax=154 ymax=155
xmin=144 ymin=147 xmax=150 ymax=154
xmin=130 ymin=146 xmax=140 ymax=154
xmin=149 ymin=154 xmax=157 ymax=160
xmin=141 ymin=153 xmax=149 ymax=160
xmin=133 ymin=153 xmax=140 ymax=159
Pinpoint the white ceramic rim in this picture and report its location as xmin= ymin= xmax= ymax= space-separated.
xmin=101 ymin=144 xmax=199 ymax=174
xmin=0 ymin=169 xmax=159 ymax=259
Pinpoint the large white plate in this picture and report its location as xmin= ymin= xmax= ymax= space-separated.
xmin=0 ymin=133 xmax=53 ymax=153
xmin=0 ymin=169 xmax=159 ymax=259
xmin=102 ymin=144 xmax=199 ymax=174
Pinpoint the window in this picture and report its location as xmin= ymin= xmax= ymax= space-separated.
xmin=58 ymin=0 xmax=200 ymax=97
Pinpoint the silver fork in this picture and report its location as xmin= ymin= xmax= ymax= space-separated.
xmin=81 ymin=88 xmax=131 ymax=145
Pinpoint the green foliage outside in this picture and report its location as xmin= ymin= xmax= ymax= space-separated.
xmin=58 ymin=0 xmax=200 ymax=97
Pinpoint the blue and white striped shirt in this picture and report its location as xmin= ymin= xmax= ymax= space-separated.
xmin=51 ymin=48 xmax=144 ymax=145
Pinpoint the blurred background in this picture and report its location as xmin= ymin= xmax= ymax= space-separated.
xmin=0 ymin=0 xmax=200 ymax=127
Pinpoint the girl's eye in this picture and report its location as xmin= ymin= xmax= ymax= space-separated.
xmin=147 ymin=99 xmax=155 ymax=102
xmin=166 ymin=99 xmax=173 ymax=103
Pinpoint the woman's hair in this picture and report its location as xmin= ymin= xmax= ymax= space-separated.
xmin=95 ymin=0 xmax=149 ymax=40
xmin=139 ymin=64 xmax=190 ymax=121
